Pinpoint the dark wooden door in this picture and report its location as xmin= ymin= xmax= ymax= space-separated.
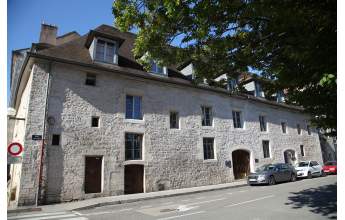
xmin=232 ymin=150 xmax=250 ymax=179
xmin=124 ymin=165 xmax=143 ymax=194
xmin=85 ymin=156 xmax=102 ymax=193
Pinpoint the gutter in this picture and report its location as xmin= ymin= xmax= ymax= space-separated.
xmin=22 ymin=52 xmax=303 ymax=112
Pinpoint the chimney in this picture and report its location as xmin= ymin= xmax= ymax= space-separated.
xmin=39 ymin=23 xmax=57 ymax=45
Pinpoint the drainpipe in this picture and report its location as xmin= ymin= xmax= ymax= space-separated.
xmin=35 ymin=61 xmax=52 ymax=206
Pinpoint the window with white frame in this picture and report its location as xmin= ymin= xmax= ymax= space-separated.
xmin=281 ymin=122 xmax=287 ymax=133
xmin=95 ymin=39 xmax=117 ymax=63
xmin=125 ymin=95 xmax=142 ymax=120
xmin=259 ymin=115 xmax=267 ymax=132
xmin=150 ymin=60 xmax=166 ymax=75
xmin=170 ymin=111 xmax=179 ymax=129
xmin=300 ymin=145 xmax=305 ymax=157
xmin=201 ymin=106 xmax=213 ymax=126
xmin=232 ymin=111 xmax=242 ymax=128
xmin=307 ymin=125 xmax=311 ymax=135
xmin=262 ymin=140 xmax=270 ymax=158
xmin=203 ymin=137 xmax=215 ymax=160
xmin=125 ymin=133 xmax=142 ymax=160
xmin=297 ymin=124 xmax=301 ymax=135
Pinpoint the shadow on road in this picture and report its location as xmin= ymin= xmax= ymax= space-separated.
xmin=285 ymin=183 xmax=337 ymax=219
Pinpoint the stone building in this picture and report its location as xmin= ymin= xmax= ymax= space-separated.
xmin=8 ymin=24 xmax=323 ymax=206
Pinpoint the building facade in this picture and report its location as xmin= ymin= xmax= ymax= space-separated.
xmin=8 ymin=24 xmax=323 ymax=206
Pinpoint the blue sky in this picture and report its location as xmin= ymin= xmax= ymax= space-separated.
xmin=7 ymin=0 xmax=115 ymax=104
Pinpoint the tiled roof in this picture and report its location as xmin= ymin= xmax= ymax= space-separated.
xmin=36 ymin=24 xmax=188 ymax=80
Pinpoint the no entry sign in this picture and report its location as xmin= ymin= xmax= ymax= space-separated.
xmin=8 ymin=142 xmax=23 ymax=156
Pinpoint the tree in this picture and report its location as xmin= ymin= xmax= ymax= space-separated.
xmin=113 ymin=0 xmax=336 ymax=135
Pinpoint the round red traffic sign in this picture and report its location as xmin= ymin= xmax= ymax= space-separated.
xmin=8 ymin=142 xmax=23 ymax=156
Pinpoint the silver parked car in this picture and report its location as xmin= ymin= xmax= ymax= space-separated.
xmin=247 ymin=163 xmax=297 ymax=185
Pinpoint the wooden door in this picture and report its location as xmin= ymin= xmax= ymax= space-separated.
xmin=124 ymin=165 xmax=143 ymax=194
xmin=85 ymin=156 xmax=102 ymax=193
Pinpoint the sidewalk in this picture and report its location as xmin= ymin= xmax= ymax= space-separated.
xmin=8 ymin=180 xmax=247 ymax=213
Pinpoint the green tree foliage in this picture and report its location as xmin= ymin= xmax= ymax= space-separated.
xmin=113 ymin=0 xmax=336 ymax=135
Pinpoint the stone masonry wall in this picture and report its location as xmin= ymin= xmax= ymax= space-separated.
xmin=17 ymin=63 xmax=50 ymax=206
xmin=43 ymin=63 xmax=322 ymax=203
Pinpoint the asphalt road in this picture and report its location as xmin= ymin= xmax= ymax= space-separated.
xmin=8 ymin=175 xmax=337 ymax=220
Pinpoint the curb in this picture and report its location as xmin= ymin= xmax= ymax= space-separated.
xmin=7 ymin=207 xmax=42 ymax=214
xmin=72 ymin=182 xmax=247 ymax=211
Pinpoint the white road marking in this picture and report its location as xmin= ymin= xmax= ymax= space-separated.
xmin=59 ymin=218 xmax=88 ymax=220
xmin=225 ymin=195 xmax=275 ymax=208
xmin=81 ymin=208 xmax=132 ymax=216
xmin=162 ymin=202 xmax=174 ymax=205
xmin=140 ymin=205 xmax=153 ymax=209
xmin=176 ymin=205 xmax=199 ymax=212
xmin=72 ymin=211 xmax=83 ymax=216
xmin=186 ymin=198 xmax=226 ymax=206
xmin=157 ymin=211 xmax=206 ymax=220
xmin=194 ymin=196 xmax=205 ymax=200
xmin=237 ymin=190 xmax=248 ymax=193
xmin=181 ymin=199 xmax=190 ymax=202
xmin=227 ymin=192 xmax=233 ymax=195
xmin=8 ymin=212 xmax=68 ymax=219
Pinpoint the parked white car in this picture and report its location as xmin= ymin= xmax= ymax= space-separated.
xmin=295 ymin=161 xmax=324 ymax=178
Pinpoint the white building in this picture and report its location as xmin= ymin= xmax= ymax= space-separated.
xmin=8 ymin=24 xmax=323 ymax=206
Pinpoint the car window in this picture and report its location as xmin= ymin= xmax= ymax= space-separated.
xmin=325 ymin=161 xmax=336 ymax=165
xmin=298 ymin=162 xmax=309 ymax=167
xmin=281 ymin=164 xmax=288 ymax=169
xmin=311 ymin=161 xmax=319 ymax=166
xmin=255 ymin=164 xmax=276 ymax=172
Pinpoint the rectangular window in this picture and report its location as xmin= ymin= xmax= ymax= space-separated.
xmin=85 ymin=73 xmax=96 ymax=86
xmin=300 ymin=145 xmax=305 ymax=157
xmin=125 ymin=133 xmax=142 ymax=160
xmin=151 ymin=60 xmax=165 ymax=75
xmin=232 ymin=111 xmax=242 ymax=128
xmin=125 ymin=95 xmax=142 ymax=119
xmin=91 ymin=116 xmax=100 ymax=127
xmin=201 ymin=106 xmax=212 ymax=126
xmin=95 ymin=39 xmax=116 ymax=63
xmin=281 ymin=122 xmax=287 ymax=133
xmin=262 ymin=140 xmax=270 ymax=158
xmin=297 ymin=124 xmax=301 ymax=135
xmin=307 ymin=125 xmax=311 ymax=135
xmin=170 ymin=112 xmax=179 ymax=129
xmin=203 ymin=138 xmax=215 ymax=160
xmin=259 ymin=115 xmax=267 ymax=132
xmin=52 ymin=134 xmax=60 ymax=146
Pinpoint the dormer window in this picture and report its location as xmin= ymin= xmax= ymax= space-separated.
xmin=227 ymin=78 xmax=238 ymax=91
xmin=150 ymin=60 xmax=167 ymax=75
xmin=255 ymin=81 xmax=265 ymax=97
xmin=276 ymin=90 xmax=285 ymax=103
xmin=95 ymin=39 xmax=117 ymax=63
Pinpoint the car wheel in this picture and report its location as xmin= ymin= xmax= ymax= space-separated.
xmin=307 ymin=172 xmax=312 ymax=179
xmin=268 ymin=176 xmax=276 ymax=185
xmin=291 ymin=174 xmax=296 ymax=182
xmin=321 ymin=171 xmax=326 ymax=177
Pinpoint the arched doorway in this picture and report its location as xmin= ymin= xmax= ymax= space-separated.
xmin=284 ymin=150 xmax=297 ymax=165
xmin=232 ymin=150 xmax=250 ymax=180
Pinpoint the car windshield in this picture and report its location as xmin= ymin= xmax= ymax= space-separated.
xmin=255 ymin=164 xmax=276 ymax=172
xmin=298 ymin=162 xmax=309 ymax=167
xmin=325 ymin=161 xmax=336 ymax=166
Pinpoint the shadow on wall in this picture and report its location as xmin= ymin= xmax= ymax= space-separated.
xmin=285 ymin=183 xmax=337 ymax=219
xmin=319 ymin=135 xmax=337 ymax=163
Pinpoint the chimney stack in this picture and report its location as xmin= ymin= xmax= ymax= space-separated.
xmin=39 ymin=23 xmax=57 ymax=45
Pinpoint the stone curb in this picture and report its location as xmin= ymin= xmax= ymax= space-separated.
xmin=7 ymin=207 xmax=42 ymax=214
xmin=72 ymin=182 xmax=247 ymax=211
